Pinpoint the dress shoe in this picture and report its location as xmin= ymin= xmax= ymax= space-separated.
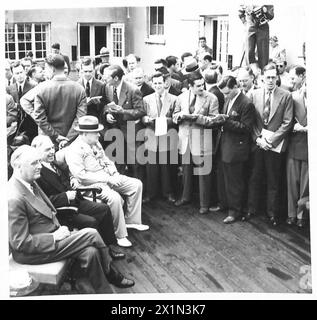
xmin=241 ymin=212 xmax=253 ymax=222
xmin=223 ymin=216 xmax=236 ymax=224
xmin=117 ymin=237 xmax=132 ymax=247
xmin=142 ymin=197 xmax=151 ymax=204
xmin=209 ymin=205 xmax=221 ymax=212
xmin=269 ymin=217 xmax=278 ymax=227
xmin=296 ymin=219 xmax=306 ymax=228
xmin=126 ymin=223 xmax=149 ymax=231
xmin=166 ymin=194 xmax=176 ymax=203
xmin=286 ymin=217 xmax=297 ymax=225
xmin=174 ymin=199 xmax=190 ymax=207
xmin=109 ymin=247 xmax=126 ymax=260
xmin=107 ymin=266 xmax=135 ymax=288
xmin=74 ymin=278 xmax=96 ymax=294
xmin=199 ymin=207 xmax=209 ymax=214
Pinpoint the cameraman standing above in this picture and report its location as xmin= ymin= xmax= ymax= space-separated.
xmin=239 ymin=5 xmax=274 ymax=70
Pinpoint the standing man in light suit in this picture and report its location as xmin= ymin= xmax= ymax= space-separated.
xmin=142 ymin=72 xmax=178 ymax=203
xmin=245 ymin=63 xmax=293 ymax=226
xmin=286 ymin=66 xmax=308 ymax=228
xmin=173 ymin=72 xmax=221 ymax=214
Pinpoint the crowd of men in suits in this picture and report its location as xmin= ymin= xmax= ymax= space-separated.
xmin=6 ymin=39 xmax=308 ymax=294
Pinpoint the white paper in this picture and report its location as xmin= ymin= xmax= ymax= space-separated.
xmin=155 ymin=116 xmax=167 ymax=136
xmin=261 ymin=129 xmax=284 ymax=153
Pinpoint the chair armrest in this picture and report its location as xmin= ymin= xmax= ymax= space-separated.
xmin=76 ymin=186 xmax=102 ymax=193
xmin=76 ymin=186 xmax=102 ymax=202
xmin=56 ymin=206 xmax=79 ymax=213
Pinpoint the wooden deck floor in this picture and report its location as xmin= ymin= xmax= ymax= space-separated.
xmin=108 ymin=200 xmax=312 ymax=294
xmin=37 ymin=199 xmax=311 ymax=296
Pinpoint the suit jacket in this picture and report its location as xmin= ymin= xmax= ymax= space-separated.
xmin=142 ymin=92 xmax=178 ymax=152
xmin=34 ymin=74 xmax=87 ymax=141
xmin=287 ymin=90 xmax=308 ymax=161
xmin=6 ymin=79 xmax=36 ymax=104
xmin=208 ymin=85 xmax=225 ymax=113
xmin=36 ymin=164 xmax=73 ymax=208
xmin=168 ymin=85 xmax=182 ymax=97
xmin=140 ymin=82 xmax=155 ymax=97
xmin=219 ymin=92 xmax=255 ymax=163
xmin=8 ymin=177 xmax=60 ymax=257
xmin=6 ymin=93 xmax=18 ymax=127
xmin=249 ymin=86 xmax=293 ymax=152
xmin=104 ymin=79 xmax=146 ymax=140
xmin=77 ymin=77 xmax=109 ymax=122
xmin=173 ymin=90 xmax=219 ymax=156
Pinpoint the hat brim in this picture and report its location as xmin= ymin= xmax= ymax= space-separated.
xmin=75 ymin=124 xmax=104 ymax=132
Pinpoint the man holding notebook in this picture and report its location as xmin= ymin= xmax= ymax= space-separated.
xmin=245 ymin=63 xmax=293 ymax=226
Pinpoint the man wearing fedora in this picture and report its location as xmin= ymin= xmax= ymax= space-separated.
xmin=65 ymin=116 xmax=149 ymax=248
xmin=95 ymin=47 xmax=110 ymax=80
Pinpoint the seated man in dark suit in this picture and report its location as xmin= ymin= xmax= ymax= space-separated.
xmin=8 ymin=145 xmax=134 ymax=294
xmin=31 ymin=135 xmax=125 ymax=260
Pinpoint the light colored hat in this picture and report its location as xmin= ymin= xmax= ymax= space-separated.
xmin=75 ymin=116 xmax=104 ymax=132
xmin=99 ymin=47 xmax=110 ymax=57
xmin=185 ymin=58 xmax=199 ymax=72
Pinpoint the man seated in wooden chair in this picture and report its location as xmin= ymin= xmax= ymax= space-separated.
xmin=64 ymin=116 xmax=150 ymax=248
xmin=8 ymin=145 xmax=135 ymax=294
xmin=31 ymin=135 xmax=125 ymax=260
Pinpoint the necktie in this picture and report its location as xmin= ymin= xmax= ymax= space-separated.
xmin=113 ymin=87 xmax=119 ymax=105
xmin=86 ymin=81 xmax=90 ymax=98
xmin=157 ymin=94 xmax=163 ymax=115
xmin=189 ymin=93 xmax=196 ymax=114
xmin=18 ymin=85 xmax=23 ymax=100
xmin=262 ymin=90 xmax=272 ymax=126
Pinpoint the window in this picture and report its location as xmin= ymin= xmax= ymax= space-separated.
xmin=111 ymin=24 xmax=124 ymax=57
xmin=149 ymin=6 xmax=164 ymax=36
xmin=5 ymin=23 xmax=50 ymax=60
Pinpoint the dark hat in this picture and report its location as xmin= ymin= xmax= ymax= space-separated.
xmin=75 ymin=116 xmax=104 ymax=132
xmin=270 ymin=35 xmax=278 ymax=42
xmin=51 ymin=43 xmax=60 ymax=50
xmin=185 ymin=59 xmax=199 ymax=73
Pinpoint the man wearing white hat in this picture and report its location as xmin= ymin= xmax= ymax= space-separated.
xmin=65 ymin=116 xmax=149 ymax=248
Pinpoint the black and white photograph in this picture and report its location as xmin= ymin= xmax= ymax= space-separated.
xmin=1 ymin=0 xmax=315 ymax=300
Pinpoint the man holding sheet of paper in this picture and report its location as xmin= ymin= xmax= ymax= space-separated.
xmin=142 ymin=72 xmax=178 ymax=203
xmin=245 ymin=63 xmax=293 ymax=226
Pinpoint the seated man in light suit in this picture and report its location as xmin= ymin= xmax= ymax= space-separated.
xmin=8 ymin=145 xmax=134 ymax=294
xmin=173 ymin=72 xmax=222 ymax=214
xmin=65 ymin=116 xmax=149 ymax=248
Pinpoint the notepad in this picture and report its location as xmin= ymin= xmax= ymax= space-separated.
xmin=155 ymin=116 xmax=167 ymax=136
xmin=261 ymin=129 xmax=284 ymax=153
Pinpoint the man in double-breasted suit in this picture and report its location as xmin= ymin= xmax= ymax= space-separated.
xmin=173 ymin=72 xmax=220 ymax=214
xmin=33 ymin=54 xmax=87 ymax=147
xmin=103 ymin=65 xmax=146 ymax=178
xmin=142 ymin=72 xmax=178 ymax=202
xmin=6 ymin=61 xmax=38 ymax=142
xmin=246 ymin=63 xmax=293 ymax=225
xmin=8 ymin=145 xmax=134 ymax=293
xmin=217 ymin=76 xmax=255 ymax=223
xmin=286 ymin=66 xmax=308 ymax=228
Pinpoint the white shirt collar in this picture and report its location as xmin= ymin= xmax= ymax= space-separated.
xmin=84 ymin=78 xmax=93 ymax=88
xmin=115 ymin=80 xmax=123 ymax=98
xmin=227 ymin=91 xmax=241 ymax=114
